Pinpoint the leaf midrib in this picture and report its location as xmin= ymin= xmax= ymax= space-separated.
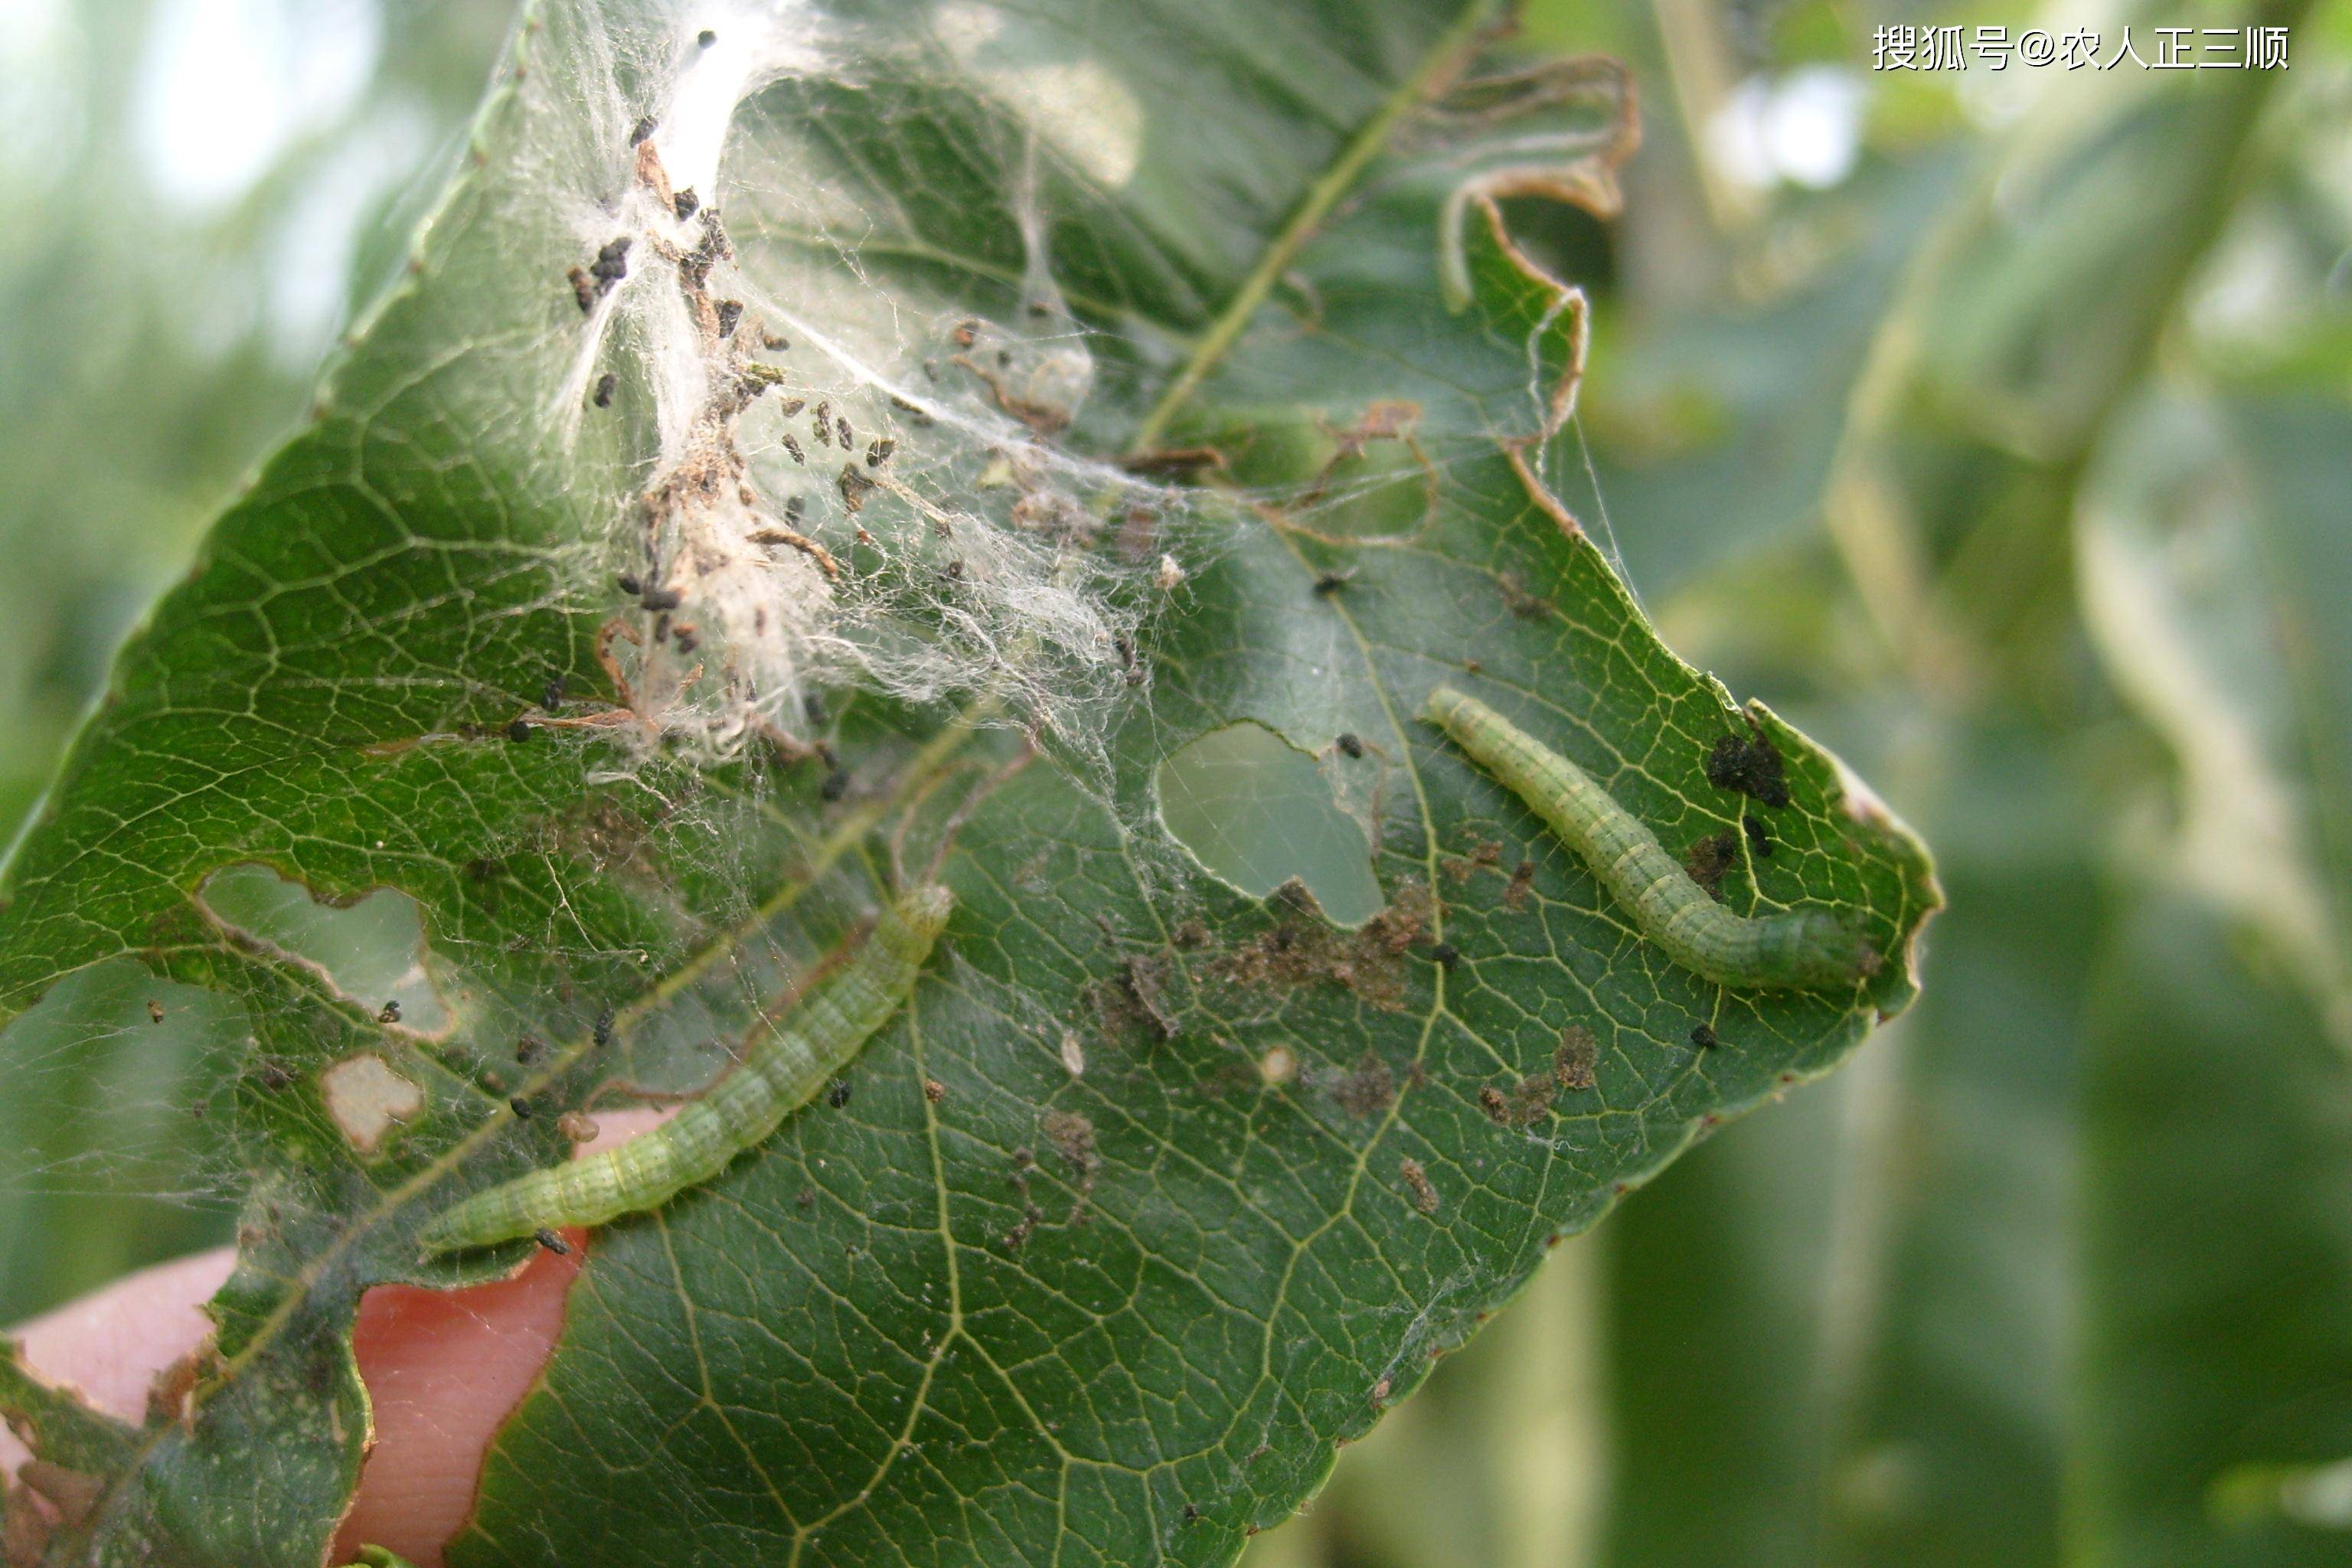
xmin=1125 ymin=0 xmax=1502 ymax=452
xmin=139 ymin=0 xmax=1521 ymax=1514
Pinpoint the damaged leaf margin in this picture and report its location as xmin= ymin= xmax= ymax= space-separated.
xmin=0 ymin=5 xmax=1941 ymax=1564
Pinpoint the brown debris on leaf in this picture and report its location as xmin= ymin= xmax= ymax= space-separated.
xmin=1125 ymin=954 xmax=1178 ymax=1040
xmin=746 ymin=524 xmax=842 ymax=582
xmin=1480 ymin=1065 xmax=1566 ymax=1128
xmin=1510 ymin=1071 xmax=1561 ymax=1123
xmin=1705 ymin=730 xmax=1791 ymax=808
xmin=1399 ymin=1157 xmax=1441 ymax=1215
xmin=1010 ymin=488 xmax=1098 ymax=547
xmin=836 ymin=461 xmax=878 ymax=514
xmin=1684 ymin=830 xmax=1738 ymax=900
xmin=1037 ymin=1107 xmax=1100 ymax=1225
xmin=1044 ymin=1109 xmax=1098 ymax=1179
xmin=950 ymin=349 xmax=1075 ymax=435
xmin=1001 ymin=1203 xmax=1044 ymax=1252
xmin=1116 ymin=446 xmax=1229 ymax=479
xmin=1555 ymin=1025 xmax=1598 ymax=1091
xmin=1329 ymin=1050 xmax=1397 ymax=1119
xmin=1498 ymin=570 xmax=1553 ymax=620
xmin=1214 ymin=878 xmax=1433 ymax=1011
xmin=1043 ymin=1107 xmax=1100 ymax=1223
xmin=1085 ymin=949 xmax=1180 ymax=1047
xmin=1442 ymin=838 xmax=1506 ymax=887
xmin=561 ymin=792 xmax=665 ymax=873
xmin=145 ymin=1343 xmax=219 ymax=1428
xmin=632 ymin=135 xmax=674 ymax=209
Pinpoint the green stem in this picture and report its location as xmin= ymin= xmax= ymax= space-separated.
xmin=1126 ymin=0 xmax=1501 ymax=452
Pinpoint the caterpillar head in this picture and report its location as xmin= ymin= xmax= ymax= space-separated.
xmin=882 ymin=884 xmax=957 ymax=951
xmin=1776 ymin=908 xmax=1876 ymax=990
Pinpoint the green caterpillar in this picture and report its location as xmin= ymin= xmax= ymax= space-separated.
xmin=1422 ymin=687 xmax=1867 ymax=991
xmin=420 ymin=884 xmax=955 ymax=1254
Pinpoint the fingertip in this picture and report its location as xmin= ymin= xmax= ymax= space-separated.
xmin=0 ymin=1248 xmax=238 ymax=1481
xmin=335 ymin=1232 xmax=586 ymax=1567
xmin=6 ymin=1114 xmax=673 ymax=1566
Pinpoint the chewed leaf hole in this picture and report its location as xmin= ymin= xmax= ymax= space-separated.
xmin=197 ymin=865 xmax=449 ymax=1034
xmin=319 ymin=1054 xmax=423 ymax=1155
xmin=1155 ymin=721 xmax=1383 ymax=926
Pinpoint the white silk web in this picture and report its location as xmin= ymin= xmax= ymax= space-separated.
xmin=530 ymin=0 xmax=1210 ymax=773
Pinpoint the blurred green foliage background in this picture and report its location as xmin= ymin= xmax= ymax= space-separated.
xmin=4 ymin=1 xmax=2349 ymax=1563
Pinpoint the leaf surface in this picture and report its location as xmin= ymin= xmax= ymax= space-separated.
xmin=0 ymin=4 xmax=1936 ymax=1563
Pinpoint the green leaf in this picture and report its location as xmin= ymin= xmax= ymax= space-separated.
xmin=2226 ymin=397 xmax=2352 ymax=925
xmin=1578 ymin=152 xmax=1965 ymax=599
xmin=1550 ymin=13 xmax=2321 ymax=1563
xmin=348 ymin=1550 xmax=421 ymax=1568
xmin=2066 ymin=379 xmax=2352 ymax=1565
xmin=1240 ymin=1233 xmax=1606 ymax=1568
xmin=1798 ymin=31 xmax=2317 ymax=1563
xmin=1819 ymin=5 xmax=2312 ymax=691
xmin=0 ymin=3 xmax=1935 ymax=1562
xmin=2079 ymin=893 xmax=2352 ymax=1565
xmin=1820 ymin=786 xmax=2099 ymax=1568
xmin=1596 ymin=1076 xmax=1854 ymax=1568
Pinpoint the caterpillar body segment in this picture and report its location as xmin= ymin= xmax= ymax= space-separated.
xmin=421 ymin=884 xmax=954 ymax=1253
xmin=1421 ymin=687 xmax=1865 ymax=991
